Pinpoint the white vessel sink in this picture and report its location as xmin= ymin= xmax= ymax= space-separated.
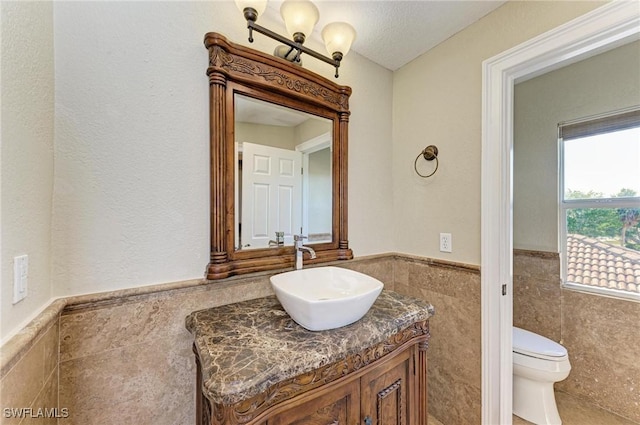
xmin=270 ymin=266 xmax=384 ymax=331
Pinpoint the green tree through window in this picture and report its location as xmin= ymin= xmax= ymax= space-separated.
xmin=566 ymin=189 xmax=640 ymax=250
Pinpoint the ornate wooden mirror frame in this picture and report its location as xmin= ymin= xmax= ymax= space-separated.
xmin=205 ymin=33 xmax=353 ymax=280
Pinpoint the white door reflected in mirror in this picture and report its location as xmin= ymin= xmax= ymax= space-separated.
xmin=241 ymin=142 xmax=302 ymax=248
xmin=235 ymin=94 xmax=333 ymax=250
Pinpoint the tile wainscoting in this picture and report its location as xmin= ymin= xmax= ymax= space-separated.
xmin=514 ymin=249 xmax=640 ymax=424
xmin=0 ymin=254 xmax=487 ymax=425
xmin=0 ymin=301 xmax=62 ymax=425
xmin=393 ymin=255 xmax=482 ymax=425
xmin=58 ymin=276 xmax=275 ymax=424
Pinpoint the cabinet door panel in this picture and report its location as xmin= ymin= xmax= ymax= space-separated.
xmin=268 ymin=379 xmax=360 ymax=425
xmin=361 ymin=349 xmax=413 ymax=425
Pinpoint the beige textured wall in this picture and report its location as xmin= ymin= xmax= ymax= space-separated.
xmin=308 ymin=148 xmax=332 ymax=235
xmin=513 ymin=251 xmax=640 ymax=423
xmin=235 ymin=122 xmax=297 ymax=150
xmin=50 ymin=1 xmax=394 ymax=302
xmin=392 ymin=0 xmax=605 ymax=265
xmin=514 ymin=41 xmax=640 ymax=252
xmin=0 ymin=1 xmax=55 ymax=341
xmin=295 ymin=117 xmax=332 ymax=144
xmin=235 ymin=116 xmax=332 ymax=151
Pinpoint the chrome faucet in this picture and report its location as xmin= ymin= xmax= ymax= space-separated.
xmin=294 ymin=235 xmax=316 ymax=270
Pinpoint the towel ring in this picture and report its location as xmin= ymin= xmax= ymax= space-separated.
xmin=414 ymin=145 xmax=439 ymax=178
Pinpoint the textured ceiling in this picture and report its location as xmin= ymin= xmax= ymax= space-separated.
xmin=264 ymin=0 xmax=506 ymax=71
xmin=236 ymin=94 xmax=317 ymax=126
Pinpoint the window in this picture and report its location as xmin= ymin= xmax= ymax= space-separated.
xmin=559 ymin=108 xmax=640 ymax=300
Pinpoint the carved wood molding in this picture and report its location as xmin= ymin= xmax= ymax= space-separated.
xmin=206 ymin=33 xmax=350 ymax=113
xmin=417 ymin=341 xmax=429 ymax=425
xmin=377 ymin=379 xmax=403 ymax=424
xmin=203 ymin=320 xmax=430 ymax=425
xmin=210 ymin=45 xmax=349 ymax=111
xmin=378 ymin=379 xmax=402 ymax=399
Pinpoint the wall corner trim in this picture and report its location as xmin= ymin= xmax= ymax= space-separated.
xmin=0 ymin=298 xmax=66 ymax=379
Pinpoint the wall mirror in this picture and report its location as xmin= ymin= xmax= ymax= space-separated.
xmin=205 ymin=33 xmax=353 ymax=279
xmin=234 ymin=94 xmax=333 ymax=250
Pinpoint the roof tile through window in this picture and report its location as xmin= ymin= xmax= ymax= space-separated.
xmin=566 ymin=234 xmax=640 ymax=294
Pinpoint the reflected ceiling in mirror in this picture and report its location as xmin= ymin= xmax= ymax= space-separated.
xmin=234 ymin=94 xmax=332 ymax=250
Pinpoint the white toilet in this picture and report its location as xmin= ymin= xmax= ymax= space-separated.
xmin=513 ymin=327 xmax=571 ymax=425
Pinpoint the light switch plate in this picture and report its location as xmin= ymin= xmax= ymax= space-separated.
xmin=13 ymin=255 xmax=28 ymax=304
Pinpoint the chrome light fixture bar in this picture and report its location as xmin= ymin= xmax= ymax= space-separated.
xmin=235 ymin=0 xmax=356 ymax=78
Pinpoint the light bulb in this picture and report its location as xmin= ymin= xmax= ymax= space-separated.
xmin=322 ymin=22 xmax=356 ymax=59
xmin=280 ymin=0 xmax=319 ymax=44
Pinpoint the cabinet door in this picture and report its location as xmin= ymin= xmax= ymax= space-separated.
xmin=268 ymin=379 xmax=360 ymax=425
xmin=361 ymin=348 xmax=414 ymax=425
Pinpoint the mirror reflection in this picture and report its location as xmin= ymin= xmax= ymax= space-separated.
xmin=235 ymin=94 xmax=332 ymax=250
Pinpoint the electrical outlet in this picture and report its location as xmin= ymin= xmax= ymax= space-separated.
xmin=439 ymin=233 xmax=452 ymax=253
xmin=13 ymin=255 xmax=28 ymax=304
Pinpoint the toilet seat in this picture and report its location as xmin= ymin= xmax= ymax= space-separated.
xmin=513 ymin=327 xmax=567 ymax=361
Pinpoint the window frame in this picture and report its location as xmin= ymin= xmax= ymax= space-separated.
xmin=558 ymin=107 xmax=640 ymax=302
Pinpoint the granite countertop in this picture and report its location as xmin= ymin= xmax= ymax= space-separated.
xmin=186 ymin=290 xmax=434 ymax=405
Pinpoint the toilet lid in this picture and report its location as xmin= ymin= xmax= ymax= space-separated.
xmin=513 ymin=327 xmax=567 ymax=359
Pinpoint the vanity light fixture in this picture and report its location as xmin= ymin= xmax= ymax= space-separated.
xmin=235 ymin=0 xmax=356 ymax=78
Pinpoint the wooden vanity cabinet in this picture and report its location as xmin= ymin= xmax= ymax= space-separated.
xmin=188 ymin=294 xmax=433 ymax=425
xmin=361 ymin=345 xmax=414 ymax=425
xmin=267 ymin=379 xmax=360 ymax=425
xmin=196 ymin=340 xmax=428 ymax=425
